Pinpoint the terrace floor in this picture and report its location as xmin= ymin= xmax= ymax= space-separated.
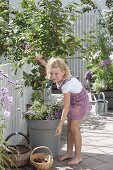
xmin=7 ymin=103 xmax=113 ymax=170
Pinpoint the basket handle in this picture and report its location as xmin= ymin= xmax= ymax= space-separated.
xmin=30 ymin=146 xmax=53 ymax=160
xmin=92 ymin=94 xmax=97 ymax=101
xmin=5 ymin=132 xmax=30 ymax=145
xmin=98 ymin=92 xmax=105 ymax=101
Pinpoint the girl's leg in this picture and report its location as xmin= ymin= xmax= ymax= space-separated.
xmin=68 ymin=119 xmax=82 ymax=165
xmin=59 ymin=118 xmax=73 ymax=161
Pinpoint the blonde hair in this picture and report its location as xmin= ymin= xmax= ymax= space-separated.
xmin=46 ymin=58 xmax=71 ymax=79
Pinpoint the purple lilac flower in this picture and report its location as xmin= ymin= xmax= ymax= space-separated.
xmin=0 ymin=70 xmax=22 ymax=88
xmin=0 ymin=70 xmax=8 ymax=78
xmin=3 ymin=74 xmax=9 ymax=78
xmin=7 ymin=96 xmax=13 ymax=104
xmin=8 ymin=80 xmax=15 ymax=84
xmin=103 ymin=59 xmax=112 ymax=65
xmin=22 ymin=42 xmax=30 ymax=51
xmin=15 ymin=80 xmax=22 ymax=89
xmin=15 ymin=80 xmax=20 ymax=85
xmin=0 ymin=71 xmax=4 ymax=79
xmin=55 ymin=111 xmax=61 ymax=119
xmin=24 ymin=44 xmax=30 ymax=50
xmin=8 ymin=80 xmax=22 ymax=90
xmin=4 ymin=110 xmax=10 ymax=117
xmin=0 ymin=76 xmax=3 ymax=80
xmin=84 ymin=43 xmax=89 ymax=48
xmin=98 ymin=59 xmax=112 ymax=66
xmin=0 ymin=88 xmax=9 ymax=96
xmin=0 ymin=70 xmax=4 ymax=74
xmin=94 ymin=9 xmax=97 ymax=13
xmin=0 ymin=87 xmax=13 ymax=114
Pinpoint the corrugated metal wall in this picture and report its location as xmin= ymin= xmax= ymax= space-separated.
xmin=67 ymin=11 xmax=99 ymax=83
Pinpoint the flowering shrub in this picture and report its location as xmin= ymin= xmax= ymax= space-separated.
xmin=0 ymin=70 xmax=14 ymax=169
xmin=0 ymin=88 xmax=13 ymax=117
xmin=23 ymin=100 xmax=62 ymax=120
xmin=91 ymin=58 xmax=113 ymax=92
xmin=0 ymin=70 xmax=22 ymax=117
xmin=0 ymin=71 xmax=13 ymax=145
xmin=0 ymin=70 xmax=22 ymax=169
xmin=0 ymin=70 xmax=22 ymax=139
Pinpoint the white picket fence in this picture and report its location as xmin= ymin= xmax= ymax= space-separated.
xmin=0 ymin=11 xmax=99 ymax=142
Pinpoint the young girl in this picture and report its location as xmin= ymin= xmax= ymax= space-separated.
xmin=46 ymin=58 xmax=91 ymax=166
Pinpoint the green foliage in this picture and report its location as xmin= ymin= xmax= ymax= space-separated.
xmin=99 ymin=7 xmax=113 ymax=36
xmin=81 ymin=0 xmax=97 ymax=12
xmin=0 ymin=0 xmax=95 ymax=100
xmin=82 ymin=29 xmax=112 ymax=61
xmin=90 ymin=59 xmax=113 ymax=93
xmin=81 ymin=3 xmax=113 ymax=93
xmin=7 ymin=0 xmax=82 ymax=63
xmin=6 ymin=0 xmax=84 ymax=100
xmin=106 ymin=0 xmax=113 ymax=8
xmin=23 ymin=100 xmax=62 ymax=120
xmin=0 ymin=0 xmax=9 ymax=55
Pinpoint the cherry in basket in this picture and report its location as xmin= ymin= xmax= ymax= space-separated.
xmin=34 ymin=158 xmax=48 ymax=163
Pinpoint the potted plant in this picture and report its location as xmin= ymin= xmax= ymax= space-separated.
xmin=23 ymin=98 xmax=63 ymax=158
xmin=81 ymin=1 xmax=113 ymax=108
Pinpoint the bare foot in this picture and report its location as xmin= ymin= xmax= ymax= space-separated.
xmin=68 ymin=156 xmax=82 ymax=166
xmin=58 ymin=153 xmax=73 ymax=162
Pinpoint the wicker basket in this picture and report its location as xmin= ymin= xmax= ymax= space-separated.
xmin=4 ymin=132 xmax=32 ymax=167
xmin=30 ymin=146 xmax=53 ymax=170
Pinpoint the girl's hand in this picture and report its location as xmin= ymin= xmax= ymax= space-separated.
xmin=55 ymin=125 xmax=62 ymax=136
xmin=36 ymin=56 xmax=47 ymax=67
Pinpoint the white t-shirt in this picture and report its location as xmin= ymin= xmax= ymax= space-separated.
xmin=61 ymin=77 xmax=83 ymax=94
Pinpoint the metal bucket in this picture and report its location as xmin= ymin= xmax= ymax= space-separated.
xmin=95 ymin=92 xmax=108 ymax=116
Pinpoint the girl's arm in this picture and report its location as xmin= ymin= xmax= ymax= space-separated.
xmin=36 ymin=56 xmax=47 ymax=67
xmin=55 ymin=92 xmax=70 ymax=136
